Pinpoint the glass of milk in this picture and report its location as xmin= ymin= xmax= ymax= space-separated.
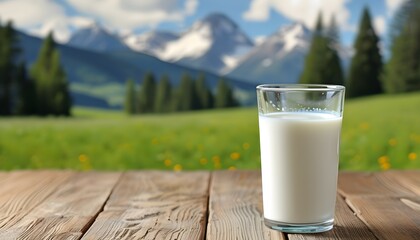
xmin=257 ymin=84 xmax=345 ymax=233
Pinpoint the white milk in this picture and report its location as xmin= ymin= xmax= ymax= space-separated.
xmin=258 ymin=112 xmax=342 ymax=223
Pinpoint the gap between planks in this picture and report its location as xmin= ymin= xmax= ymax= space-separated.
xmin=81 ymin=171 xmax=211 ymax=240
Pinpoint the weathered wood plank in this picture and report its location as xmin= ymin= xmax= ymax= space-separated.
xmin=82 ymin=171 xmax=210 ymax=240
xmin=338 ymin=171 xmax=419 ymax=197
xmin=206 ymin=170 xmax=285 ymax=240
xmin=345 ymin=196 xmax=420 ymax=240
xmin=288 ymin=195 xmax=378 ymax=240
xmin=0 ymin=171 xmax=74 ymax=231
xmin=0 ymin=172 xmax=10 ymax=181
xmin=382 ymin=170 xmax=420 ymax=196
xmin=0 ymin=172 xmax=121 ymax=240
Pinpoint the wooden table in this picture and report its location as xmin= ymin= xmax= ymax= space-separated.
xmin=0 ymin=170 xmax=419 ymax=239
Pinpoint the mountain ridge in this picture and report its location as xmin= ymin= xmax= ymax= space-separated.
xmin=65 ymin=13 xmax=351 ymax=84
xmin=68 ymin=22 xmax=129 ymax=52
xmin=17 ymin=30 xmax=257 ymax=109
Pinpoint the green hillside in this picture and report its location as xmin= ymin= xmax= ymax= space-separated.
xmin=17 ymin=31 xmax=256 ymax=108
xmin=0 ymin=93 xmax=419 ymax=171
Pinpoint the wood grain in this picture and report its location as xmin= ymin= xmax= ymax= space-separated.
xmin=338 ymin=171 xmax=419 ymax=197
xmin=0 ymin=171 xmax=74 ymax=231
xmin=382 ymin=170 xmax=420 ymax=195
xmin=82 ymin=171 xmax=210 ymax=240
xmin=0 ymin=170 xmax=418 ymax=239
xmin=345 ymin=196 xmax=420 ymax=240
xmin=206 ymin=170 xmax=285 ymax=240
xmin=0 ymin=172 xmax=121 ymax=240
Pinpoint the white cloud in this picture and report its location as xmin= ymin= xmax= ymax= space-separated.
xmin=185 ymin=0 xmax=198 ymax=15
xmin=373 ymin=16 xmax=386 ymax=35
xmin=30 ymin=18 xmax=72 ymax=43
xmin=385 ymin=0 xmax=406 ymax=16
xmin=243 ymin=0 xmax=270 ymax=21
xmin=0 ymin=0 xmax=71 ymax=42
xmin=66 ymin=0 xmax=198 ymax=30
xmin=0 ymin=0 xmax=198 ymax=42
xmin=243 ymin=0 xmax=351 ymax=30
xmin=70 ymin=16 xmax=96 ymax=29
xmin=0 ymin=0 xmax=65 ymax=27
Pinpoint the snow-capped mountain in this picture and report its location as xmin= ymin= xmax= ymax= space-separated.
xmin=226 ymin=22 xmax=311 ymax=83
xmin=65 ymin=14 xmax=351 ymax=85
xmin=123 ymin=31 xmax=179 ymax=56
xmin=158 ymin=13 xmax=254 ymax=74
xmin=67 ymin=23 xmax=129 ymax=52
xmin=227 ymin=22 xmax=351 ymax=84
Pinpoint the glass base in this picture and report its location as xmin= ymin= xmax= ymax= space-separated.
xmin=264 ymin=218 xmax=334 ymax=233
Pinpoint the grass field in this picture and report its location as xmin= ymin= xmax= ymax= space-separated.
xmin=0 ymin=92 xmax=419 ymax=171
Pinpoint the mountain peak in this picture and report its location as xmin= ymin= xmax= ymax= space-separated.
xmin=160 ymin=12 xmax=254 ymax=73
xmin=68 ymin=23 xmax=128 ymax=52
xmin=190 ymin=13 xmax=245 ymax=40
xmin=278 ymin=22 xmax=310 ymax=39
xmin=254 ymin=22 xmax=312 ymax=55
xmin=201 ymin=13 xmax=237 ymax=29
xmin=123 ymin=30 xmax=179 ymax=54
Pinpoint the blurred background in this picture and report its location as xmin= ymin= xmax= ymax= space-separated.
xmin=0 ymin=0 xmax=419 ymax=171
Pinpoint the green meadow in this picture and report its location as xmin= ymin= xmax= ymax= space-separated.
xmin=0 ymin=92 xmax=419 ymax=171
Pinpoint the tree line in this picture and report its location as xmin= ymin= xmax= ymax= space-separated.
xmin=0 ymin=21 xmax=71 ymax=116
xmin=299 ymin=0 xmax=420 ymax=97
xmin=125 ymin=72 xmax=238 ymax=114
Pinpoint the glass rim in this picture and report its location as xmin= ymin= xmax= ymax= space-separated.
xmin=256 ymin=84 xmax=345 ymax=92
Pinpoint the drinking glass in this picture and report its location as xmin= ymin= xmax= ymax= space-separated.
xmin=257 ymin=84 xmax=345 ymax=233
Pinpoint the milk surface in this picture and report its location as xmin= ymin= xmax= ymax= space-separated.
xmin=258 ymin=112 xmax=342 ymax=223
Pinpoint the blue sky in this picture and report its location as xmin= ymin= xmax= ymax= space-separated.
xmin=0 ymin=0 xmax=405 ymax=47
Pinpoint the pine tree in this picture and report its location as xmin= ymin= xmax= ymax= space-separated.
xmin=154 ymin=74 xmax=172 ymax=113
xmin=0 ymin=21 xmax=20 ymax=115
xmin=195 ymin=73 xmax=213 ymax=109
xmin=299 ymin=13 xmax=328 ymax=84
xmin=14 ymin=62 xmax=37 ymax=115
xmin=137 ymin=72 xmax=156 ymax=113
xmin=30 ymin=32 xmax=54 ymax=115
xmin=299 ymin=13 xmax=344 ymax=85
xmin=383 ymin=0 xmax=420 ymax=93
xmin=124 ymin=79 xmax=136 ymax=114
xmin=325 ymin=15 xmax=344 ymax=86
xmin=326 ymin=15 xmax=340 ymax=45
xmin=176 ymin=73 xmax=196 ymax=111
xmin=30 ymin=32 xmax=71 ymax=116
xmin=347 ymin=7 xmax=383 ymax=98
xmin=50 ymin=50 xmax=71 ymax=115
xmin=215 ymin=78 xmax=237 ymax=108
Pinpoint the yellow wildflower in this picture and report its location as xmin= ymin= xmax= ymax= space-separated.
xmin=377 ymin=155 xmax=389 ymax=164
xmin=151 ymin=138 xmax=159 ymax=145
xmin=79 ymin=154 xmax=91 ymax=171
xmin=164 ymin=159 xmax=172 ymax=166
xmin=380 ymin=162 xmax=391 ymax=170
xmin=378 ymin=155 xmax=391 ymax=171
xmin=199 ymin=158 xmax=208 ymax=165
xmin=243 ymin=143 xmax=250 ymax=150
xmin=212 ymin=155 xmax=221 ymax=169
xmin=408 ymin=152 xmax=417 ymax=161
xmin=173 ymin=164 xmax=182 ymax=171
xmin=228 ymin=166 xmax=236 ymax=171
xmin=212 ymin=155 xmax=221 ymax=163
xmin=230 ymin=152 xmax=241 ymax=160
xmin=388 ymin=138 xmax=397 ymax=146
xmin=79 ymin=154 xmax=89 ymax=163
